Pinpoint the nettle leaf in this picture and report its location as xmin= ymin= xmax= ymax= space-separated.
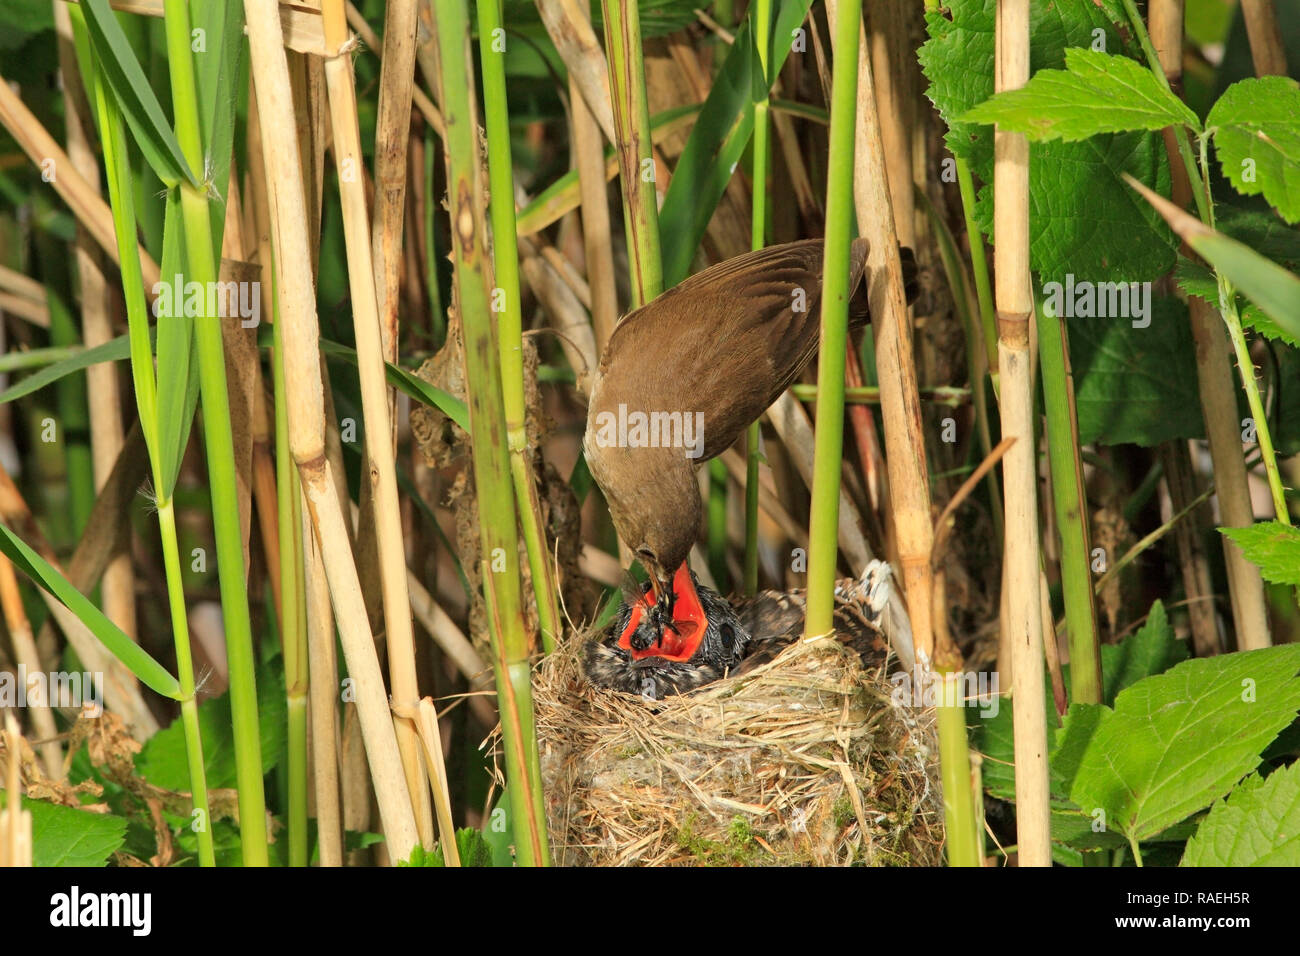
xmin=1067 ymin=295 xmax=1203 ymax=445
xmin=961 ymin=48 xmax=1200 ymax=141
xmin=1219 ymin=522 xmax=1300 ymax=586
xmin=1182 ymin=762 xmax=1300 ymax=866
xmin=137 ymin=656 xmax=286 ymax=791
xmin=1102 ymin=600 xmax=1188 ymax=702
xmin=1069 ymin=644 xmax=1300 ymax=844
xmin=1207 ymin=76 xmax=1300 ymax=225
xmin=0 ymin=793 xmax=128 ymax=867
xmin=921 ymin=0 xmax=1176 ymax=281
xmin=1176 ymin=258 xmax=1297 ymax=347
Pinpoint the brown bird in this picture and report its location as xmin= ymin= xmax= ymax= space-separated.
xmin=583 ymin=237 xmax=915 ymax=667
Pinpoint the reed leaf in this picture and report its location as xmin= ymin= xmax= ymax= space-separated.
xmin=79 ymin=0 xmax=196 ymax=188
xmin=0 ymin=523 xmax=180 ymax=700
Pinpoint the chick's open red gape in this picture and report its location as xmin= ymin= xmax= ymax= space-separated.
xmin=616 ymin=563 xmax=707 ymax=662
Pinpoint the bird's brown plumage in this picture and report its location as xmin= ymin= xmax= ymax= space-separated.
xmin=583 ymin=237 xmax=875 ymax=583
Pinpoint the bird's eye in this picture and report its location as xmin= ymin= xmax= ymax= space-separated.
xmin=636 ymin=547 xmax=655 ymax=561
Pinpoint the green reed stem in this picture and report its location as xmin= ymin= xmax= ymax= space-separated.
xmin=164 ymin=0 xmax=267 ymax=865
xmin=744 ymin=0 xmax=773 ymax=596
xmin=431 ymin=0 xmax=549 ymax=865
xmin=804 ymin=0 xmax=861 ymax=638
xmin=477 ymin=0 xmax=562 ymax=653
xmin=1036 ymin=297 xmax=1102 ymax=704
xmin=937 ymin=673 xmax=981 ymax=866
xmin=72 ymin=5 xmax=213 ymax=865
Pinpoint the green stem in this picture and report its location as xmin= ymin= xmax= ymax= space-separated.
xmin=165 ymin=0 xmax=267 ymax=865
xmin=273 ymin=274 xmax=309 ymax=866
xmin=955 ymin=157 xmax=998 ymax=384
xmin=477 ymin=0 xmax=562 ymax=653
xmin=158 ymin=500 xmax=214 ymax=867
xmin=431 ymin=0 xmax=549 ymax=865
xmin=803 ymin=0 xmax=861 ymax=638
xmin=937 ymin=673 xmax=981 ymax=866
xmin=72 ymin=5 xmax=212 ymax=865
xmin=744 ymin=0 xmax=773 ymax=597
xmin=1036 ymin=297 xmax=1102 ymax=704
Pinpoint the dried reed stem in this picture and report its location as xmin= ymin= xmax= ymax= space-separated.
xmin=242 ymin=0 xmax=419 ymax=861
xmin=994 ymin=0 xmax=1050 ymax=867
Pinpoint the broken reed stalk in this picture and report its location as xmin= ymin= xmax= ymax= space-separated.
xmin=321 ymin=0 xmax=435 ymax=849
xmin=1035 ymin=298 xmax=1101 ymax=704
xmin=824 ymin=0 xmax=942 ymax=666
xmin=1 ymin=714 xmax=32 ymax=867
xmin=52 ymin=2 xmax=135 ymax=645
xmin=242 ymin=0 xmax=419 ymax=862
xmin=478 ymin=0 xmax=563 ymax=655
xmin=602 ymin=0 xmax=663 ymax=307
xmin=744 ymin=0 xmax=773 ymax=597
xmin=428 ymin=0 xmax=550 ymax=867
xmin=1145 ymin=0 xmax=1272 ymax=648
xmin=803 ymin=0 xmax=862 ymax=640
xmin=370 ymin=0 xmax=419 ymax=369
xmin=994 ymin=0 xmax=1051 ymax=867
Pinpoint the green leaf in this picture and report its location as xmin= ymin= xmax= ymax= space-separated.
xmin=1070 ymin=644 xmax=1300 ymax=843
xmin=1184 ymin=229 xmax=1300 ymax=341
xmin=1208 ymin=76 xmax=1300 ymax=224
xmin=1182 ymin=762 xmax=1300 ymax=866
xmin=318 ymin=338 xmax=469 ymax=432
xmin=191 ymin=0 xmax=246 ymax=253
xmin=80 ymin=0 xmax=196 ymax=188
xmin=400 ymin=827 xmax=495 ymax=866
xmin=1102 ymin=600 xmax=1189 ymax=701
xmin=658 ymin=0 xmax=813 ymax=285
xmin=1176 ymin=258 xmax=1297 ymax=347
xmin=1067 ymin=296 xmax=1203 ymax=445
xmin=137 ymin=655 xmax=286 ymax=790
xmin=0 ymin=523 xmax=180 ymax=699
xmin=1220 ymin=521 xmax=1300 ymax=586
xmin=0 ymin=794 xmax=128 ymax=867
xmin=961 ymin=48 xmax=1200 ymax=141
xmin=153 ymin=192 xmax=200 ymax=501
xmin=0 ymin=335 xmax=132 ymax=406
xmin=921 ymin=0 xmax=1176 ymax=281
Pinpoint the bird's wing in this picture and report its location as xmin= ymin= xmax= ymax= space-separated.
xmin=595 ymin=238 xmax=869 ymax=463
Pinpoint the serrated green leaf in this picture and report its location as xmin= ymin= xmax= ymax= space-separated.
xmin=1182 ymin=762 xmax=1300 ymax=866
xmin=1067 ymin=296 xmax=1203 ymax=445
xmin=1103 ymin=600 xmax=1189 ymax=701
xmin=961 ymin=48 xmax=1200 ymax=141
xmin=80 ymin=0 xmax=196 ymax=188
xmin=1220 ymin=521 xmax=1300 ymax=586
xmin=921 ymin=0 xmax=1177 ymax=281
xmin=0 ymin=522 xmax=180 ymax=699
xmin=1208 ymin=76 xmax=1300 ymax=224
xmin=137 ymin=655 xmax=286 ymax=791
xmin=0 ymin=794 xmax=128 ymax=867
xmin=1070 ymin=644 xmax=1300 ymax=843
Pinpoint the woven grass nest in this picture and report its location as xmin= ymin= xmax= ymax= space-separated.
xmin=535 ymin=591 xmax=943 ymax=867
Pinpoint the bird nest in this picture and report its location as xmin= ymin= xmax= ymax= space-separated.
xmin=534 ymin=625 xmax=944 ymax=866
